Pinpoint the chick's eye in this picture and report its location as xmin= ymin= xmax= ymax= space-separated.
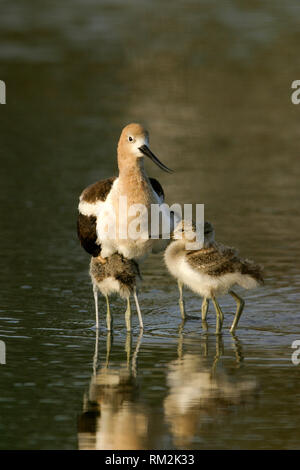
xmin=128 ymin=136 xmax=133 ymax=142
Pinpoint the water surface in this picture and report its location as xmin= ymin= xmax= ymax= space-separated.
xmin=0 ymin=0 xmax=300 ymax=450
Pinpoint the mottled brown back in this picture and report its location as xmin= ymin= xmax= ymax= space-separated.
xmin=187 ymin=243 xmax=264 ymax=283
xmin=90 ymin=253 xmax=141 ymax=291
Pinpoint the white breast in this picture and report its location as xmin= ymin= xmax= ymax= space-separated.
xmin=99 ymin=179 xmax=169 ymax=260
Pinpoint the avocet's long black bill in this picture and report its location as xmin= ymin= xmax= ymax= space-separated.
xmin=139 ymin=145 xmax=173 ymax=173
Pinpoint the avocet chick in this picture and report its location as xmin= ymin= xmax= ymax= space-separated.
xmin=90 ymin=253 xmax=143 ymax=331
xmin=164 ymin=221 xmax=264 ymax=333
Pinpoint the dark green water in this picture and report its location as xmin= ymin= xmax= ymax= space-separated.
xmin=1 ymin=0 xmax=300 ymax=449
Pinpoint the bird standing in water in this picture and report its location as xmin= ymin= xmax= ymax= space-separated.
xmin=77 ymin=123 xmax=173 ymax=329
xmin=164 ymin=221 xmax=264 ymax=333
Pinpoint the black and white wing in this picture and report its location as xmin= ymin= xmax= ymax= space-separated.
xmin=77 ymin=176 xmax=116 ymax=256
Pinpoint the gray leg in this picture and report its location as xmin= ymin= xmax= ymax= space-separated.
xmin=105 ymin=294 xmax=112 ymax=331
xmin=201 ymin=298 xmax=209 ymax=321
xmin=219 ymin=302 xmax=224 ymax=326
xmin=202 ymin=318 xmax=209 ymax=332
xmin=178 ymin=280 xmax=186 ymax=320
xmin=125 ymin=296 xmax=131 ymax=332
xmin=229 ymin=290 xmax=245 ymax=333
xmin=211 ymin=295 xmax=224 ymax=334
xmin=133 ymin=287 xmax=143 ymax=330
xmin=93 ymin=283 xmax=99 ymax=329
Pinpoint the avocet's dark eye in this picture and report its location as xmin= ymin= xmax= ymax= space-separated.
xmin=128 ymin=136 xmax=133 ymax=142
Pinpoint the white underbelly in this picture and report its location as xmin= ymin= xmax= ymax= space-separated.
xmin=96 ymin=277 xmax=121 ymax=296
xmin=100 ymin=236 xmax=154 ymax=261
xmin=95 ymin=276 xmax=131 ymax=299
xmin=167 ymin=255 xmax=249 ymax=298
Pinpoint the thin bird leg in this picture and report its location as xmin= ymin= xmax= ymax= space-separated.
xmin=211 ymin=295 xmax=224 ymax=334
xmin=125 ymin=332 xmax=132 ymax=369
xmin=178 ymin=280 xmax=186 ymax=320
xmin=201 ymin=317 xmax=208 ymax=332
xmin=201 ymin=297 xmax=209 ymax=321
xmin=125 ymin=296 xmax=131 ymax=332
xmin=93 ymin=283 xmax=99 ymax=329
xmin=178 ymin=314 xmax=185 ymax=336
xmin=218 ymin=300 xmax=224 ymax=326
xmin=105 ymin=294 xmax=112 ymax=331
xmin=201 ymin=299 xmax=209 ymax=332
xmin=133 ymin=287 xmax=143 ymax=330
xmin=229 ymin=290 xmax=245 ymax=333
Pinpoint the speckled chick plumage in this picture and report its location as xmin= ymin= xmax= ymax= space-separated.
xmin=90 ymin=253 xmax=141 ymax=299
xmin=165 ymin=221 xmax=264 ymax=299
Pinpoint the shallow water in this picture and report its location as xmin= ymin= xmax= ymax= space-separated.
xmin=1 ymin=0 xmax=300 ymax=450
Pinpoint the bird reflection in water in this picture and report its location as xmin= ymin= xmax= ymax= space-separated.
xmin=78 ymin=330 xmax=148 ymax=450
xmin=164 ymin=328 xmax=258 ymax=448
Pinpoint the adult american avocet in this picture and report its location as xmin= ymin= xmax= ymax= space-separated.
xmin=77 ymin=123 xmax=173 ymax=263
xmin=164 ymin=221 xmax=264 ymax=333
xmin=90 ymin=253 xmax=142 ymax=331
